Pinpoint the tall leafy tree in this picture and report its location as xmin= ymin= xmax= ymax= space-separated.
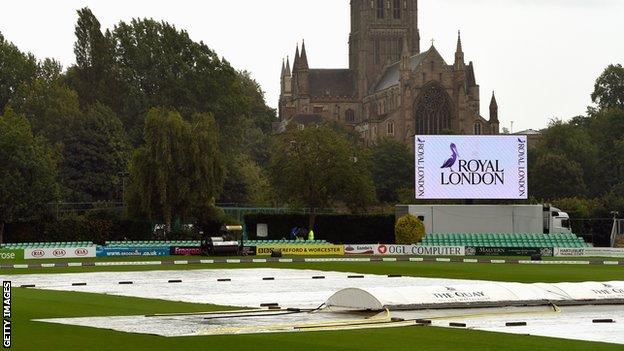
xmin=60 ymin=103 xmax=130 ymax=201
xmin=370 ymin=138 xmax=414 ymax=203
xmin=107 ymin=18 xmax=250 ymax=144
xmin=10 ymin=61 xmax=82 ymax=144
xmin=530 ymin=153 xmax=586 ymax=200
xmin=0 ymin=108 xmax=58 ymax=243
xmin=269 ymin=125 xmax=375 ymax=229
xmin=591 ymin=64 xmax=624 ymax=111
xmin=589 ymin=108 xmax=624 ymax=194
xmin=126 ymin=108 xmax=223 ymax=232
xmin=67 ymin=7 xmax=116 ymax=107
xmin=0 ymin=33 xmax=38 ymax=112
xmin=536 ymin=119 xmax=599 ymax=195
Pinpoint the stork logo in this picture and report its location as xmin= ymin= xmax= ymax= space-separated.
xmin=440 ymin=142 xmax=505 ymax=186
xmin=441 ymin=143 xmax=459 ymax=171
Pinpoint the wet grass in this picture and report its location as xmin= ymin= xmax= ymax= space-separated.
xmin=2 ymin=259 xmax=622 ymax=284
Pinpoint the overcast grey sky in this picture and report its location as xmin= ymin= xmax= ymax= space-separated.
xmin=1 ymin=0 xmax=623 ymax=131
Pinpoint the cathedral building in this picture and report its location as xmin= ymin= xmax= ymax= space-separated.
xmin=278 ymin=0 xmax=499 ymax=148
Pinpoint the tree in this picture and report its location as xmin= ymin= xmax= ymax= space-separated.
xmin=536 ymin=119 xmax=599 ymax=195
xmin=370 ymin=138 xmax=414 ymax=203
xmin=269 ymin=125 xmax=375 ymax=230
xmin=59 ymin=103 xmax=130 ymax=201
xmin=67 ymin=7 xmax=116 ymax=107
xmin=395 ymin=214 xmax=425 ymax=245
xmin=591 ymin=64 xmax=624 ymax=111
xmin=530 ymin=153 xmax=586 ymax=200
xmin=220 ymin=153 xmax=276 ymax=206
xmin=0 ymin=33 xmax=38 ymax=112
xmin=126 ymin=108 xmax=223 ymax=233
xmin=10 ymin=62 xmax=82 ymax=144
xmin=588 ymin=108 xmax=624 ymax=193
xmin=104 ymin=18 xmax=250 ymax=144
xmin=0 ymin=108 xmax=58 ymax=243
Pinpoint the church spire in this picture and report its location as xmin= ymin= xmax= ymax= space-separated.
xmin=293 ymin=44 xmax=300 ymax=71
xmin=299 ymin=39 xmax=309 ymax=70
xmin=285 ymin=56 xmax=291 ymax=76
xmin=454 ymin=30 xmax=465 ymax=70
xmin=490 ymin=91 xmax=499 ymax=122
xmin=281 ymin=58 xmax=286 ymax=77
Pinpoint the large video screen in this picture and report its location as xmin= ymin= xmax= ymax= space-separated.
xmin=415 ymin=136 xmax=528 ymax=199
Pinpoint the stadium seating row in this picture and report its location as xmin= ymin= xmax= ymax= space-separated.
xmin=419 ymin=233 xmax=592 ymax=248
xmin=0 ymin=241 xmax=93 ymax=249
xmin=105 ymin=240 xmax=202 ymax=247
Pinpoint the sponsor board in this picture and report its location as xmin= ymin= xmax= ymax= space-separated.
xmin=24 ymin=247 xmax=96 ymax=260
xmin=465 ymin=247 xmax=553 ymax=257
xmin=241 ymin=246 xmax=257 ymax=256
xmin=170 ymin=246 xmax=203 ymax=256
xmin=96 ymin=247 xmax=170 ymax=257
xmin=415 ymin=135 xmax=528 ymax=199
xmin=554 ymin=247 xmax=624 ymax=258
xmin=256 ymin=245 xmax=344 ymax=256
xmin=344 ymin=245 xmax=465 ymax=256
xmin=0 ymin=249 xmax=23 ymax=261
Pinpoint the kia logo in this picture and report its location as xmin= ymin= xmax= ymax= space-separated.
xmin=53 ymin=249 xmax=66 ymax=257
xmin=378 ymin=245 xmax=388 ymax=254
xmin=74 ymin=248 xmax=88 ymax=256
xmin=31 ymin=249 xmax=45 ymax=258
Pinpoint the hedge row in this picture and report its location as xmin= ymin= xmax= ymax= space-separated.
xmin=3 ymin=214 xmax=223 ymax=244
xmin=244 ymin=213 xmax=395 ymax=244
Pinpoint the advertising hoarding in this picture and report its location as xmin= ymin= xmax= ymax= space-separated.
xmin=415 ymin=136 xmax=528 ymax=199
xmin=0 ymin=249 xmax=23 ymax=261
xmin=255 ymin=245 xmax=344 ymax=256
xmin=554 ymin=247 xmax=624 ymax=258
xmin=24 ymin=247 xmax=96 ymax=260
xmin=96 ymin=247 xmax=170 ymax=257
xmin=344 ymin=244 xmax=465 ymax=256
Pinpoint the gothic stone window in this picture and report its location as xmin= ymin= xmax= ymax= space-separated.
xmin=474 ymin=122 xmax=482 ymax=135
xmin=387 ymin=121 xmax=394 ymax=135
xmin=376 ymin=0 xmax=385 ymax=19
xmin=393 ymin=0 xmax=401 ymax=19
xmin=413 ymin=83 xmax=453 ymax=135
xmin=345 ymin=109 xmax=355 ymax=123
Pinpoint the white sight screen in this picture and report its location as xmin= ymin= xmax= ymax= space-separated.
xmin=415 ymin=136 xmax=528 ymax=199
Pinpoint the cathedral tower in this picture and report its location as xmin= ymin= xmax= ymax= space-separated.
xmin=349 ymin=0 xmax=420 ymax=98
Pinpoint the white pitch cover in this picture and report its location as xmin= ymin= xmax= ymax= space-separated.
xmin=415 ymin=136 xmax=528 ymax=199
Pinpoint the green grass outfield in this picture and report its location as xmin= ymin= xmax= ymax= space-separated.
xmin=2 ymin=256 xmax=623 ymax=283
xmin=3 ymin=259 xmax=624 ymax=350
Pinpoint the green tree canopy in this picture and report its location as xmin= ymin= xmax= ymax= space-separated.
xmin=0 ymin=33 xmax=38 ymax=112
xmin=370 ymin=138 xmax=414 ymax=203
xmin=126 ymin=108 xmax=224 ymax=232
xmin=59 ymin=103 xmax=130 ymax=201
xmin=67 ymin=7 xmax=116 ymax=108
xmin=591 ymin=64 xmax=624 ymax=111
xmin=269 ymin=125 xmax=375 ymax=228
xmin=530 ymin=153 xmax=586 ymax=200
xmin=395 ymin=214 xmax=425 ymax=245
xmin=0 ymin=108 xmax=58 ymax=242
xmin=9 ymin=61 xmax=82 ymax=144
